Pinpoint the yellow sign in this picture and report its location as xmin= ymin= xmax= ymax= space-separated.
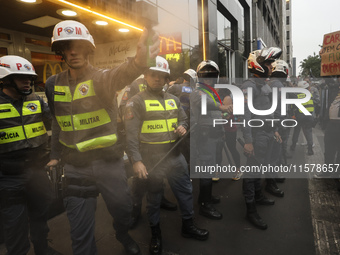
xmin=166 ymin=54 xmax=181 ymax=62
xmin=43 ymin=63 xmax=63 ymax=83
xmin=159 ymin=33 xmax=182 ymax=54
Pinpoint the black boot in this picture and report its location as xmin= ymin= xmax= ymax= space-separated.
xmin=290 ymin=143 xmax=296 ymax=151
xmin=129 ymin=204 xmax=141 ymax=229
xmin=199 ymin=203 xmax=223 ymax=220
xmin=197 ymin=195 xmax=220 ymax=204
xmin=308 ymin=145 xmax=314 ymax=155
xmin=246 ymin=202 xmax=268 ymax=230
xmin=150 ymin=224 xmax=162 ymax=255
xmin=181 ymin=218 xmax=209 ymax=240
xmin=265 ymin=179 xmax=284 ymax=197
xmin=116 ymin=233 xmax=141 ymax=255
xmin=255 ymin=190 xmax=275 ymax=205
xmin=160 ymin=196 xmax=177 ymax=211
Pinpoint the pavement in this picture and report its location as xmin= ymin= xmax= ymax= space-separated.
xmin=1 ymin=125 xmax=340 ymax=255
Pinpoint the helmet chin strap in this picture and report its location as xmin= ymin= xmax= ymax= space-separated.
xmin=18 ymin=88 xmax=33 ymax=96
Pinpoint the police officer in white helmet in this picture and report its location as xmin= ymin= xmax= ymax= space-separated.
xmin=45 ymin=20 xmax=159 ymax=255
xmin=125 ymin=56 xmax=209 ymax=255
xmin=0 ymin=55 xmax=61 ymax=254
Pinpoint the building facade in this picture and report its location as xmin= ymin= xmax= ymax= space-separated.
xmin=1 ymin=0 xmax=290 ymax=88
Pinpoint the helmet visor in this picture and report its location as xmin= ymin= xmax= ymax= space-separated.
xmin=198 ymin=72 xmax=219 ymax=79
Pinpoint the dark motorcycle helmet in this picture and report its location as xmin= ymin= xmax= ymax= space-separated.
xmin=196 ymin=60 xmax=220 ymax=86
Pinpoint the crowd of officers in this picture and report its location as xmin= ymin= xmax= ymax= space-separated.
xmin=0 ymin=19 xmax=339 ymax=255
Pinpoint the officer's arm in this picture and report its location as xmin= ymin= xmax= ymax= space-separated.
xmin=103 ymin=28 xmax=159 ymax=94
xmin=172 ymin=97 xmax=187 ymax=136
xmin=45 ymin=76 xmax=56 ymax=115
xmin=48 ymin=117 xmax=63 ymax=162
xmin=175 ymin=97 xmax=188 ymax=131
xmin=125 ymin=96 xmax=149 ymax=179
xmin=38 ymin=96 xmax=52 ymax=125
xmin=45 ymin=76 xmax=62 ymax=161
xmin=206 ymin=95 xmax=222 ymax=111
xmin=125 ymin=96 xmax=144 ymax=165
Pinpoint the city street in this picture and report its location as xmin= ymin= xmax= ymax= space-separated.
xmin=1 ymin=125 xmax=339 ymax=255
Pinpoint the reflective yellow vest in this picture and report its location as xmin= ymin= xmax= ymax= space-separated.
xmin=0 ymin=94 xmax=48 ymax=153
xmin=139 ymin=92 xmax=179 ymax=144
xmin=53 ymin=72 xmax=117 ymax=152
xmin=297 ymin=93 xmax=314 ymax=113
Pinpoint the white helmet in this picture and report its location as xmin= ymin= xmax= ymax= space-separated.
xmin=149 ymin=56 xmax=170 ymax=75
xmin=183 ymin=69 xmax=197 ymax=80
xmin=298 ymin=80 xmax=309 ymax=89
xmin=272 ymin=60 xmax=289 ymax=76
xmin=51 ymin=20 xmax=95 ymax=53
xmin=0 ymin=55 xmax=37 ymax=79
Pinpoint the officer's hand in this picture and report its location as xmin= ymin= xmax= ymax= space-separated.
xmin=274 ymin=131 xmax=282 ymax=143
xmin=46 ymin=159 xmax=59 ymax=169
xmin=226 ymin=105 xmax=233 ymax=114
xmin=174 ymin=125 xmax=186 ymax=136
xmin=219 ymin=104 xmax=230 ymax=113
xmin=133 ymin=161 xmax=148 ymax=179
xmin=134 ymin=27 xmax=160 ymax=68
xmin=244 ymin=143 xmax=254 ymax=156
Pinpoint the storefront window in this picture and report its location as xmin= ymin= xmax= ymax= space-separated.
xmin=30 ymin=52 xmax=65 ymax=91
xmin=217 ymin=12 xmax=232 ymax=79
xmin=218 ymin=45 xmax=229 ymax=80
xmin=0 ymin=48 xmax=8 ymax=57
xmin=25 ymin=37 xmax=51 ymax=48
xmin=217 ymin=12 xmax=231 ymax=46
xmin=0 ymin=32 xmax=10 ymax=41
xmin=237 ymin=5 xmax=245 ymax=56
